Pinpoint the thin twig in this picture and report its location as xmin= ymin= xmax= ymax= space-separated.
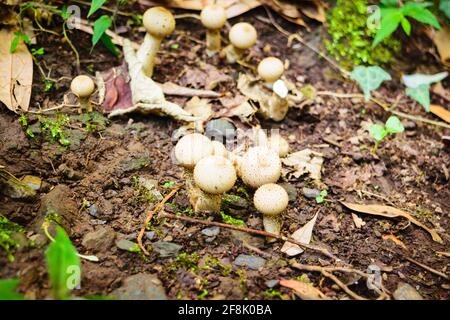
xmin=137 ymin=186 xmax=181 ymax=255
xmin=158 ymin=212 xmax=339 ymax=261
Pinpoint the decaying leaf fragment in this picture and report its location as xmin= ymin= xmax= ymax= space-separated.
xmin=280 ymin=279 xmax=329 ymax=300
xmin=341 ymin=202 xmax=443 ymax=243
xmin=0 ymin=29 xmax=33 ymax=112
xmin=281 ymin=212 xmax=318 ymax=256
xmin=282 ymin=149 xmax=324 ymax=180
xmin=433 ymin=26 xmax=450 ymax=67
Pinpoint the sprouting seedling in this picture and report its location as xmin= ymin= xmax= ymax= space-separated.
xmin=369 ymin=115 xmax=404 ymax=153
xmin=315 ymin=190 xmax=328 ymax=204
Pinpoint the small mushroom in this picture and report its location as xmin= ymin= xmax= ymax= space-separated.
xmin=174 ymin=133 xmax=214 ymax=170
xmin=194 ymin=155 xmax=236 ymax=195
xmin=211 ymin=140 xmax=228 ymax=157
xmin=254 ymin=183 xmax=288 ymax=237
xmin=267 ymin=134 xmax=289 ymax=157
xmin=257 ymin=57 xmax=289 ymax=121
xmin=223 ymin=22 xmax=257 ymax=64
xmin=139 ymin=7 xmax=176 ymax=77
xmin=240 ymin=146 xmax=281 ymax=188
xmin=200 ymin=4 xmax=227 ymax=54
xmin=70 ymin=75 xmax=95 ymax=113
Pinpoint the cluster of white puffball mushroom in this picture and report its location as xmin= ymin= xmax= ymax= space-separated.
xmin=174 ymin=130 xmax=290 ymax=238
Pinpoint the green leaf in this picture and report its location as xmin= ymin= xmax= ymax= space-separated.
xmin=400 ymin=17 xmax=411 ymax=35
xmin=350 ymin=66 xmax=392 ymax=101
xmin=100 ymin=33 xmax=118 ymax=56
xmin=405 ymin=84 xmax=431 ymax=112
xmin=440 ymin=0 xmax=450 ymax=19
xmin=88 ymin=0 xmax=108 ymax=18
xmin=402 ymin=72 xmax=448 ymax=88
xmin=369 ymin=124 xmax=388 ymax=141
xmin=385 ymin=116 xmax=404 ymax=134
xmin=60 ymin=5 xmax=70 ymax=20
xmin=9 ymin=33 xmax=20 ymax=53
xmin=372 ymin=8 xmax=403 ymax=48
xmin=402 ymin=4 xmax=441 ymax=29
xmin=0 ymin=279 xmax=25 ymax=300
xmin=92 ymin=15 xmax=112 ymax=48
xmin=381 ymin=0 xmax=399 ymax=6
xmin=45 ymin=226 xmax=80 ymax=300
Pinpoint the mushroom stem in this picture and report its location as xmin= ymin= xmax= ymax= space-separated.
xmin=206 ymin=29 xmax=221 ymax=53
xmin=263 ymin=215 xmax=281 ymax=241
xmin=223 ymin=44 xmax=245 ymax=64
xmin=137 ymin=33 xmax=162 ymax=78
xmin=185 ymin=170 xmax=222 ymax=213
xmin=79 ymin=97 xmax=92 ymax=113
xmin=266 ymin=93 xmax=289 ymax=122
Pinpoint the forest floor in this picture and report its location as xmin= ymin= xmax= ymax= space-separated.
xmin=1 ymin=6 xmax=449 ymax=300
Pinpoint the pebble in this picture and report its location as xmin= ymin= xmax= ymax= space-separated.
xmin=201 ymin=227 xmax=220 ymax=237
xmin=89 ymin=204 xmax=98 ymax=217
xmin=302 ymin=187 xmax=320 ymax=199
xmin=112 ymin=273 xmax=167 ymax=300
xmin=233 ymin=254 xmax=266 ymax=270
xmin=265 ymin=280 xmax=279 ymax=288
xmin=224 ymin=195 xmax=249 ymax=209
xmin=393 ymin=282 xmax=423 ymax=300
xmin=20 ymin=175 xmax=42 ymax=191
xmin=279 ymin=183 xmax=298 ymax=202
xmin=145 ymin=231 xmax=156 ymax=240
xmin=205 ymin=119 xmax=236 ymax=143
xmin=153 ymin=241 xmax=182 ymax=257
xmin=116 ymin=239 xmax=138 ymax=252
xmin=82 ymin=226 xmax=116 ymax=252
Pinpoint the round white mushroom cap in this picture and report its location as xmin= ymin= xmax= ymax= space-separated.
xmin=268 ymin=134 xmax=289 ymax=157
xmin=175 ymin=133 xmax=213 ymax=169
xmin=211 ymin=141 xmax=228 ymax=157
xmin=240 ymin=146 xmax=281 ymax=188
xmin=194 ymin=155 xmax=237 ymax=194
xmin=229 ymin=22 xmax=257 ymax=50
xmin=200 ymin=5 xmax=227 ymax=30
xmin=257 ymin=57 xmax=284 ymax=83
xmin=254 ymin=183 xmax=288 ymax=216
xmin=143 ymin=7 xmax=176 ymax=38
xmin=70 ymin=75 xmax=95 ymax=98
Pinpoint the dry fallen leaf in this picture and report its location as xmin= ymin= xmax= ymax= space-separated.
xmin=280 ymin=279 xmax=329 ymax=300
xmin=0 ymin=29 xmax=33 ymax=112
xmin=430 ymin=104 xmax=450 ymax=123
xmin=159 ymin=81 xmax=220 ymax=98
xmin=282 ymin=149 xmax=324 ymax=180
xmin=281 ymin=212 xmax=318 ymax=256
xmin=431 ymin=83 xmax=450 ymax=102
xmin=433 ymin=26 xmax=450 ymax=67
xmin=351 ymin=213 xmax=366 ymax=229
xmin=382 ymin=234 xmax=407 ymax=250
xmin=341 ymin=202 xmax=443 ymax=243
xmin=184 ymin=96 xmax=213 ymax=123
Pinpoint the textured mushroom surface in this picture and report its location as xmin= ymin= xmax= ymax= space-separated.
xmin=175 ymin=133 xmax=213 ymax=169
xmin=200 ymin=5 xmax=227 ymax=30
xmin=253 ymin=183 xmax=289 ymax=216
xmin=240 ymin=146 xmax=281 ymax=188
xmin=143 ymin=7 xmax=176 ymax=38
xmin=268 ymin=135 xmax=290 ymax=157
xmin=229 ymin=22 xmax=257 ymax=49
xmin=71 ymin=75 xmax=95 ymax=97
xmin=194 ymin=155 xmax=236 ymax=194
xmin=257 ymin=57 xmax=284 ymax=83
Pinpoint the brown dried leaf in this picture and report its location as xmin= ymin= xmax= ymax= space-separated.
xmin=431 ymin=83 xmax=450 ymax=102
xmin=430 ymin=104 xmax=450 ymax=123
xmin=282 ymin=149 xmax=324 ymax=180
xmin=433 ymin=26 xmax=450 ymax=67
xmin=341 ymin=202 xmax=443 ymax=243
xmin=281 ymin=212 xmax=318 ymax=256
xmin=159 ymin=82 xmax=220 ymax=98
xmin=382 ymin=234 xmax=407 ymax=250
xmin=280 ymin=279 xmax=329 ymax=300
xmin=184 ymin=96 xmax=212 ymax=122
xmin=0 ymin=29 xmax=33 ymax=112
xmin=352 ymin=213 xmax=366 ymax=229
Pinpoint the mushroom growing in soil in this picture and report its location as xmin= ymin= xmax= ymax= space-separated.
xmin=257 ymin=57 xmax=289 ymax=121
xmin=211 ymin=140 xmax=228 ymax=158
xmin=223 ymin=22 xmax=257 ymax=64
xmin=267 ymin=134 xmax=289 ymax=157
xmin=200 ymin=4 xmax=227 ymax=54
xmin=139 ymin=7 xmax=176 ymax=77
xmin=239 ymin=146 xmax=281 ymax=188
xmin=193 ymin=155 xmax=237 ymax=212
xmin=70 ymin=75 xmax=95 ymax=113
xmin=253 ymin=183 xmax=288 ymax=237
xmin=175 ymin=133 xmax=214 ymax=170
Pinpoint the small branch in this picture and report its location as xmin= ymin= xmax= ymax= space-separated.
xmin=158 ymin=212 xmax=339 ymax=261
xmin=137 ymin=186 xmax=181 ymax=255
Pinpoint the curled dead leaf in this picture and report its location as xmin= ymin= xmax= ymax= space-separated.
xmin=430 ymin=104 xmax=450 ymax=124
xmin=280 ymin=279 xmax=329 ymax=300
xmin=281 ymin=212 xmax=318 ymax=256
xmin=282 ymin=149 xmax=324 ymax=180
xmin=382 ymin=234 xmax=407 ymax=250
xmin=433 ymin=26 xmax=450 ymax=67
xmin=341 ymin=202 xmax=443 ymax=243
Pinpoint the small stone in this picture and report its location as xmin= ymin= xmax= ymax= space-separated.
xmin=302 ymin=187 xmax=320 ymax=199
xmin=393 ymin=282 xmax=423 ymax=300
xmin=112 ymin=273 xmax=167 ymax=300
xmin=201 ymin=227 xmax=220 ymax=237
xmin=224 ymin=194 xmax=249 ymax=209
xmin=153 ymin=241 xmax=182 ymax=257
xmin=116 ymin=239 xmax=138 ymax=252
xmin=28 ymin=233 xmax=48 ymax=247
xmin=82 ymin=226 xmax=116 ymax=252
xmin=279 ymin=183 xmax=298 ymax=202
xmin=265 ymin=280 xmax=279 ymax=288
xmin=20 ymin=175 xmax=42 ymax=191
xmin=231 ymin=230 xmax=264 ymax=247
xmin=205 ymin=119 xmax=236 ymax=143
xmin=233 ymin=254 xmax=266 ymax=270
xmin=145 ymin=231 xmax=156 ymax=240
xmin=89 ymin=204 xmax=98 ymax=217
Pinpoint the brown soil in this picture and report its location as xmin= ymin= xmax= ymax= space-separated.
xmin=1 ymin=7 xmax=449 ymax=300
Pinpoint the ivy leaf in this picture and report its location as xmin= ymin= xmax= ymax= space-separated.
xmin=0 ymin=279 xmax=25 ymax=300
xmin=88 ymin=0 xmax=108 ymax=18
xmin=92 ymin=15 xmax=112 ymax=48
xmin=406 ymin=84 xmax=431 ymax=112
xmin=440 ymin=0 xmax=450 ymax=19
xmin=400 ymin=17 xmax=411 ymax=35
xmin=372 ymin=8 xmax=403 ymax=48
xmin=350 ymin=66 xmax=392 ymax=101
xmin=45 ymin=226 xmax=80 ymax=300
xmin=100 ymin=33 xmax=118 ymax=56
xmin=402 ymin=72 xmax=448 ymax=88
xmin=385 ymin=116 xmax=404 ymax=134
xmin=402 ymin=2 xmax=441 ymax=29
xmin=369 ymin=124 xmax=388 ymax=141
